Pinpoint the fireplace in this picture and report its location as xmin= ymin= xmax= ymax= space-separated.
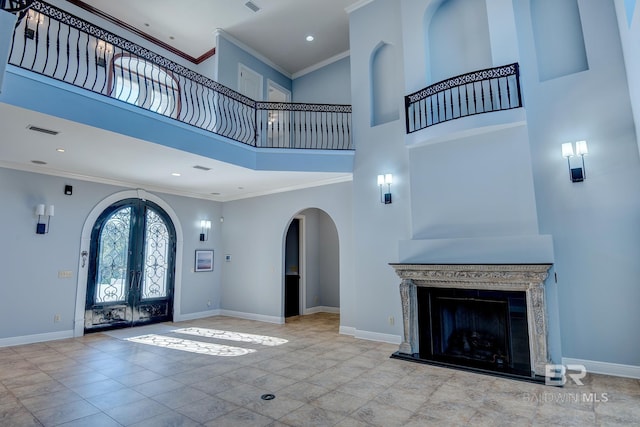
xmin=418 ymin=287 xmax=531 ymax=376
xmin=390 ymin=264 xmax=552 ymax=381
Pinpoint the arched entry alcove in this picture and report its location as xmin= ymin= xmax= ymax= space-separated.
xmin=73 ymin=189 xmax=184 ymax=337
xmin=283 ymin=208 xmax=340 ymax=319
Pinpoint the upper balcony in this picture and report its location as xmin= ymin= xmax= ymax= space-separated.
xmin=2 ymin=1 xmax=353 ymax=173
xmin=404 ymin=63 xmax=525 ymax=147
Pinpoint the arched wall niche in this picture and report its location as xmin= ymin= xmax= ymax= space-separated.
xmin=425 ymin=0 xmax=493 ymax=84
xmin=370 ymin=41 xmax=400 ymax=126
xmin=530 ymin=0 xmax=588 ymax=81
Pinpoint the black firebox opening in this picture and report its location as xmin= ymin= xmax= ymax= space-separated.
xmin=417 ymin=287 xmax=531 ymax=377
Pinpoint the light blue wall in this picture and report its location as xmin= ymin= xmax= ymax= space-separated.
xmin=530 ymin=0 xmax=589 ymax=81
xmin=292 ymin=57 xmax=351 ymax=104
xmin=615 ymin=0 xmax=640 ymax=156
xmin=349 ymin=0 xmax=411 ymax=338
xmin=318 ymin=211 xmax=340 ymax=308
xmin=427 ymin=0 xmax=492 ymax=83
xmin=512 ymin=0 xmax=640 ymax=366
xmin=0 ymin=10 xmax=15 ymax=92
xmin=220 ymin=182 xmax=353 ymax=323
xmin=215 ymin=35 xmax=291 ymax=100
xmin=371 ymin=43 xmax=401 ymax=126
xmin=299 ymin=208 xmax=340 ymax=310
xmin=409 ymin=125 xmax=539 ymax=240
xmin=0 ymin=167 xmax=222 ymax=340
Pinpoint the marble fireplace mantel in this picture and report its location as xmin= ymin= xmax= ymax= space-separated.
xmin=390 ymin=263 xmax=552 ymax=377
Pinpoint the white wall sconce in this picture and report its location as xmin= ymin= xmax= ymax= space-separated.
xmin=200 ymin=220 xmax=211 ymax=241
xmin=561 ymin=140 xmax=588 ymax=182
xmin=377 ymin=173 xmax=393 ymax=204
xmin=35 ymin=204 xmax=54 ymax=234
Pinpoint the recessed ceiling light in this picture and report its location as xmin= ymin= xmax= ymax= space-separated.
xmin=211 ymin=192 xmax=221 ymax=196
xmin=31 ymin=160 xmax=47 ymax=165
xmin=306 ymin=35 xmax=314 ymax=42
xmin=237 ymin=186 xmax=244 ymax=190
xmin=144 ymin=23 xmax=150 ymax=27
xmin=56 ymin=148 xmax=65 ymax=153
xmin=169 ymin=36 xmax=175 ymax=40
xmin=171 ymin=172 xmax=181 ymax=177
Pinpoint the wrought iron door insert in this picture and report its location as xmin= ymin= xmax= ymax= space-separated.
xmin=85 ymin=199 xmax=176 ymax=332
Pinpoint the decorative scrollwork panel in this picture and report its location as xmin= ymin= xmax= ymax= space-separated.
xmin=141 ymin=208 xmax=169 ymax=299
xmin=95 ymin=207 xmax=131 ymax=303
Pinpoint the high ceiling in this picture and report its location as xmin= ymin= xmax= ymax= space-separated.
xmin=0 ymin=0 xmax=359 ymax=201
xmin=74 ymin=0 xmax=362 ymax=75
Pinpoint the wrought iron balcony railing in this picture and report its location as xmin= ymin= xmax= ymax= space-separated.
xmin=6 ymin=1 xmax=353 ymax=150
xmin=405 ymin=63 xmax=522 ymax=134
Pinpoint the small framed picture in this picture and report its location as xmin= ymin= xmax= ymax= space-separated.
xmin=195 ymin=250 xmax=214 ymax=272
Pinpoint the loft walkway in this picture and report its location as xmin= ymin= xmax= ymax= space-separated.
xmin=5 ymin=1 xmax=352 ymax=151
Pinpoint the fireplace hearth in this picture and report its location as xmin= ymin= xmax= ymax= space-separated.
xmin=390 ymin=264 xmax=552 ymax=381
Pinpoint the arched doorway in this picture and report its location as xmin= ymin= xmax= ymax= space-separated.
xmin=84 ymin=198 xmax=176 ymax=332
xmin=284 ymin=209 xmax=340 ymax=319
xmin=74 ymin=190 xmax=184 ymax=337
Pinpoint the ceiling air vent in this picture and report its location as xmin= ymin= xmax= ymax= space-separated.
xmin=27 ymin=125 xmax=59 ymax=136
xmin=193 ymin=165 xmax=212 ymax=171
xmin=245 ymin=1 xmax=260 ymax=12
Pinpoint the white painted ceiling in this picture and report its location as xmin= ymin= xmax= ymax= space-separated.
xmin=0 ymin=103 xmax=351 ymax=201
xmin=0 ymin=0 xmax=358 ymax=201
xmin=77 ymin=0 xmax=361 ymax=75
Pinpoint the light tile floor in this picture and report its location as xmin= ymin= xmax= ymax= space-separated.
xmin=0 ymin=313 xmax=638 ymax=426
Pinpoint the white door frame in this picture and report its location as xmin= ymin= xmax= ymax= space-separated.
xmin=267 ymin=79 xmax=291 ymax=102
xmin=296 ymin=215 xmax=306 ymax=315
xmin=238 ymin=63 xmax=263 ymax=100
xmin=267 ymin=80 xmax=292 ymax=148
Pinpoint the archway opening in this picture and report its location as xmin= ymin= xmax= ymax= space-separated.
xmin=283 ymin=208 xmax=340 ymax=321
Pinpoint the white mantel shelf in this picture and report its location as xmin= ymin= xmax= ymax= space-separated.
xmin=390 ymin=263 xmax=552 ymax=377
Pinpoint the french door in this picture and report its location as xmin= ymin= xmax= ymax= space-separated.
xmin=85 ymin=198 xmax=176 ymax=332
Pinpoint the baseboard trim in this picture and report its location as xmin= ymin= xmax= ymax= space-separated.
xmin=562 ymin=357 xmax=640 ymax=379
xmin=0 ymin=330 xmax=74 ymax=347
xmin=219 ymin=310 xmax=284 ymax=325
xmin=338 ymin=326 xmax=401 ymax=345
xmin=174 ymin=309 xmax=221 ymax=322
xmin=339 ymin=326 xmax=356 ymax=336
xmin=355 ymin=329 xmax=402 ymax=345
xmin=304 ymin=306 xmax=340 ymax=315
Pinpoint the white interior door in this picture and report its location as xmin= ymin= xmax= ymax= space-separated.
xmin=267 ymin=80 xmax=292 ymax=147
xmin=238 ymin=64 xmax=263 ymax=100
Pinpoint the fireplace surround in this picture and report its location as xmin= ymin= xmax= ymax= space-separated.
xmin=390 ymin=264 xmax=552 ymax=380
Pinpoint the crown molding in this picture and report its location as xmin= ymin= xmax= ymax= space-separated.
xmin=214 ymin=29 xmax=292 ymax=79
xmin=292 ymin=50 xmax=350 ymax=79
xmin=345 ymin=0 xmax=375 ymax=14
